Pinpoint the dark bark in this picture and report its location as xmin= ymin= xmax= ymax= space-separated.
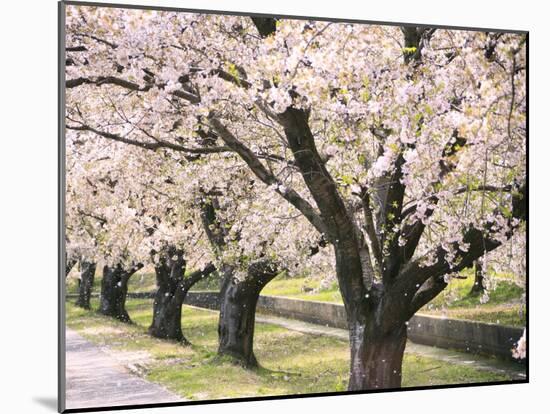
xmin=149 ymin=247 xmax=186 ymax=342
xmin=75 ymin=260 xmax=96 ymax=309
xmin=200 ymin=197 xmax=279 ymax=366
xmin=99 ymin=262 xmax=143 ymax=322
xmin=218 ymin=260 xmax=278 ymax=367
xmin=469 ymin=260 xmax=485 ymax=295
xmin=349 ymin=318 xmax=407 ymax=390
xmin=401 ymin=26 xmax=435 ymax=64
xmin=148 ymin=246 xmax=216 ymax=342
xmin=65 ymin=255 xmax=77 ymax=277
xmin=251 ymin=17 xmax=278 ymax=38
xmin=277 ymin=107 xmax=370 ymax=302
xmin=200 ymin=197 xmax=228 ymax=250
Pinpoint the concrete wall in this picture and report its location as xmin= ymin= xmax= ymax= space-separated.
xmin=183 ymin=291 xmax=524 ymax=361
xmin=183 ymin=291 xmax=219 ymax=310
xmin=406 ymin=314 xmax=522 ymax=358
xmin=257 ymin=295 xmax=348 ymax=328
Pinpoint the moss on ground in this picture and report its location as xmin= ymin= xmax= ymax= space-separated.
xmin=66 ymin=299 xmax=512 ymax=401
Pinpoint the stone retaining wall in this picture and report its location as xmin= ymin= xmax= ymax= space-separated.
xmin=183 ymin=291 xmax=523 ymax=361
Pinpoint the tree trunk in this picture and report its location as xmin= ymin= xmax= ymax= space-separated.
xmin=148 ymin=248 xmax=186 ymax=342
xmin=333 ymin=245 xmax=409 ymax=391
xmin=148 ymin=246 xmax=215 ymax=343
xmin=149 ymin=287 xmax=185 ymax=341
xmin=469 ymin=259 xmax=485 ymax=295
xmin=217 ymin=261 xmax=278 ymax=367
xmin=65 ymin=255 xmax=77 ymax=277
xmin=99 ymin=263 xmax=142 ymax=322
xmin=348 ymin=318 xmax=407 ymax=390
xmin=75 ymin=260 xmax=96 ymax=309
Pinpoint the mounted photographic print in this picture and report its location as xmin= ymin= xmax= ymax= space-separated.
xmin=59 ymin=1 xmax=528 ymax=412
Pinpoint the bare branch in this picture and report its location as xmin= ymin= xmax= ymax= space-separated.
xmin=208 ymin=115 xmax=328 ymax=236
xmin=66 ymin=123 xmax=230 ymax=154
xmin=66 ymin=76 xmax=201 ymax=104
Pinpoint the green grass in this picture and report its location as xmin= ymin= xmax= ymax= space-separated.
xmin=425 ymin=304 xmax=526 ymax=326
xmin=66 ymin=299 xmax=512 ymax=400
xmin=420 ymin=270 xmax=526 ymax=326
xmin=424 ymin=271 xmax=524 ymax=309
xmin=127 ymin=272 xmax=157 ymax=292
xmin=261 ymin=277 xmax=343 ymax=303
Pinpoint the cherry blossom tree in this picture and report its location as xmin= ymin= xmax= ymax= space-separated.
xmin=66 ymin=137 xmax=144 ymax=320
xmin=64 ymin=5 xmax=526 ymax=389
xmin=66 ymin=127 xmax=219 ymax=331
xmin=198 ymin=184 xmax=328 ymax=366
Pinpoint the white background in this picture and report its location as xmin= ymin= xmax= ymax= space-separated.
xmin=0 ymin=0 xmax=546 ymax=413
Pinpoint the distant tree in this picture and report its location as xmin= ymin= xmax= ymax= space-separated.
xmin=75 ymin=260 xmax=96 ymax=309
xmin=469 ymin=259 xmax=485 ymax=296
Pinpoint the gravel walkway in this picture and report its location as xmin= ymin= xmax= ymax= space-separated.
xmin=65 ymin=329 xmax=183 ymax=410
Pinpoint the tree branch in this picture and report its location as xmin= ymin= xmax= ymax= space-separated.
xmin=397 ymin=182 xmax=526 ymax=317
xmin=276 ymin=106 xmax=373 ymax=299
xmin=66 ymin=76 xmax=201 ymax=104
xmin=401 ymin=27 xmax=435 ymax=64
xmin=179 ymin=263 xmax=216 ymax=295
xmin=122 ymin=262 xmax=144 ymax=282
xmin=66 ymin=123 xmax=230 ymax=155
xmin=199 ymin=196 xmax=228 ymax=253
xmin=401 ymin=185 xmax=511 ymax=219
xmin=408 ymin=275 xmax=448 ymax=315
xmin=359 ymin=187 xmax=383 ymax=270
xmin=208 ymin=114 xmax=328 ymax=236
xmin=379 ymin=153 xmax=407 ymax=281
xmin=399 ymin=132 xmax=467 ymax=262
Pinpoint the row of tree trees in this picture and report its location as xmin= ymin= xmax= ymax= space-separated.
xmin=64 ymin=5 xmax=526 ymax=390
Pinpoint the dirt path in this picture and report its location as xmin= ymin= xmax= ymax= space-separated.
xmin=65 ymin=329 xmax=183 ymax=410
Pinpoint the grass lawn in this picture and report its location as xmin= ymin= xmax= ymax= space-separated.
xmin=66 ymin=299 xmax=512 ymax=401
xmin=419 ymin=273 xmax=526 ymax=326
